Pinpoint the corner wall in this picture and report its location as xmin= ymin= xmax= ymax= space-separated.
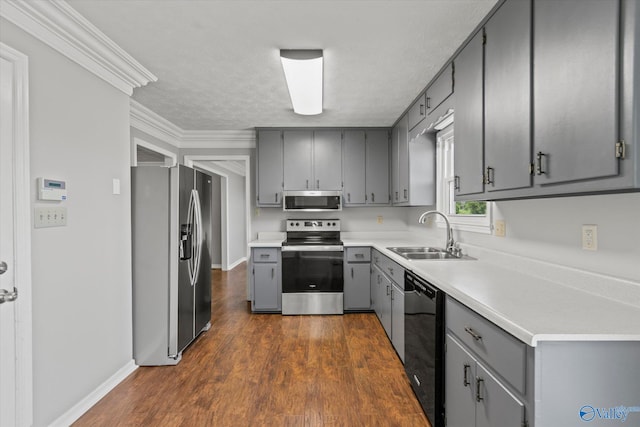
xmin=1 ymin=19 xmax=134 ymax=425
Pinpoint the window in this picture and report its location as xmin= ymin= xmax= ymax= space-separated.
xmin=435 ymin=125 xmax=492 ymax=233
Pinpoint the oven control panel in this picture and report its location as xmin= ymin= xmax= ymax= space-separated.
xmin=286 ymin=219 xmax=341 ymax=232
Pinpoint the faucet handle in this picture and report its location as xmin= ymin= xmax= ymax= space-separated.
xmin=449 ymin=242 xmax=463 ymax=258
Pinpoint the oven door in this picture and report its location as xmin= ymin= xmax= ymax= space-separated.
xmin=281 ymin=246 xmax=344 ymax=293
xmin=281 ymin=245 xmax=344 ymax=315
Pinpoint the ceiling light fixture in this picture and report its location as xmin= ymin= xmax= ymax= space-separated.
xmin=280 ymin=49 xmax=323 ymax=115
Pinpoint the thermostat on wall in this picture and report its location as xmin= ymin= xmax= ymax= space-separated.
xmin=38 ymin=178 xmax=67 ymax=201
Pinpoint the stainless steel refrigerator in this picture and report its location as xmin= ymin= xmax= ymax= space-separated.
xmin=131 ymin=164 xmax=212 ymax=365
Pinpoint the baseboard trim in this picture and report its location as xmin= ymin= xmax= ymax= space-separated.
xmin=211 ymin=263 xmax=222 ymax=269
xmin=49 ymin=360 xmax=137 ymax=427
xmin=227 ymin=257 xmax=247 ymax=271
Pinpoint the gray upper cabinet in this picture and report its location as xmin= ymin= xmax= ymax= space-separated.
xmin=484 ymin=0 xmax=532 ymax=193
xmin=312 ymin=130 xmax=343 ymax=190
xmin=365 ymin=130 xmax=390 ymax=205
xmin=407 ymin=93 xmax=427 ymax=131
xmin=283 ymin=130 xmax=313 ymax=190
xmin=394 ymin=116 xmax=410 ymax=204
xmin=343 ymin=130 xmax=390 ymax=206
xmin=343 ymin=130 xmax=367 ymax=205
xmin=453 ymin=30 xmax=485 ymax=196
xmin=256 ymin=130 xmax=283 ymax=207
xmin=427 ymin=63 xmax=453 ymax=115
xmin=283 ymin=130 xmax=342 ymax=191
xmin=533 ymin=0 xmax=620 ymax=186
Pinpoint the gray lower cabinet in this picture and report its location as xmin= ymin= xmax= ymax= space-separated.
xmin=445 ymin=296 xmax=529 ymax=427
xmin=344 ymin=247 xmax=371 ymax=311
xmin=256 ymin=130 xmax=283 ymax=207
xmin=250 ymin=248 xmax=281 ymax=312
xmin=445 ymin=334 xmax=525 ymax=427
xmin=343 ymin=130 xmax=390 ymax=206
xmin=371 ymin=250 xmax=404 ymax=361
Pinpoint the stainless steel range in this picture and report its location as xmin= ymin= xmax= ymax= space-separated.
xmin=281 ymin=219 xmax=344 ymax=315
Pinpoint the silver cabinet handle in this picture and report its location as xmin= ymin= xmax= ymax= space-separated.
xmin=271 ymin=267 xmax=274 ymax=279
xmin=419 ymin=103 xmax=425 ymax=116
xmin=465 ymin=327 xmax=482 ymax=341
xmin=351 ymin=267 xmax=354 ymax=278
xmin=476 ymin=377 xmax=484 ymax=402
xmin=395 ymin=191 xmax=398 ymax=201
xmin=355 ymin=253 xmax=364 ymax=259
xmin=347 ymin=193 xmax=351 ymax=202
xmin=454 ymin=176 xmax=461 ymax=191
xmin=463 ymin=364 xmax=471 ymax=387
xmin=536 ymin=152 xmax=546 ymax=175
xmin=316 ymin=179 xmax=319 ymax=189
xmin=386 ymin=285 xmax=390 ymax=296
xmin=387 ymin=266 xmax=394 ymax=275
xmin=0 ymin=261 xmax=7 ymax=275
xmin=306 ymin=179 xmax=309 ymax=189
xmin=260 ymin=254 xmax=270 ymax=259
xmin=484 ymin=167 xmax=494 ymax=185
xmin=404 ymin=189 xmax=407 ymax=199
xmin=371 ymin=193 xmax=375 ymax=203
xmin=275 ymin=193 xmax=279 ymax=203
xmin=426 ymin=97 xmax=431 ymax=109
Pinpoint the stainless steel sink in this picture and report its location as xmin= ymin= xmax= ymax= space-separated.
xmin=386 ymin=246 xmax=475 ymax=261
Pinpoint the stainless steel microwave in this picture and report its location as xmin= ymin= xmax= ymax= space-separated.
xmin=282 ymin=190 xmax=342 ymax=212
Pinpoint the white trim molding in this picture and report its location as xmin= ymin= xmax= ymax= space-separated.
xmin=48 ymin=361 xmax=137 ymax=427
xmin=130 ymin=100 xmax=182 ymax=147
xmin=0 ymin=41 xmax=33 ymax=427
xmin=132 ymin=137 xmax=178 ymax=167
xmin=130 ymin=101 xmax=256 ymax=149
xmin=0 ymin=0 xmax=157 ymax=96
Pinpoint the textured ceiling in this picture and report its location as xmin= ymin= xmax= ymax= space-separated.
xmin=68 ymin=0 xmax=499 ymax=131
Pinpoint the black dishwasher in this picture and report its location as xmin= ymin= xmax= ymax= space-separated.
xmin=404 ymin=270 xmax=445 ymax=427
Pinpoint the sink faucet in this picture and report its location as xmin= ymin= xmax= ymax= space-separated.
xmin=418 ymin=210 xmax=460 ymax=256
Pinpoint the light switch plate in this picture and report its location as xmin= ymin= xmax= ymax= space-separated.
xmin=34 ymin=207 xmax=67 ymax=228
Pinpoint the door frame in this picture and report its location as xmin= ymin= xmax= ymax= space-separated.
xmin=183 ymin=155 xmax=251 ymax=272
xmin=0 ymin=42 xmax=33 ymax=427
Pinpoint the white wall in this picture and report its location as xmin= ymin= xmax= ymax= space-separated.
xmin=227 ymin=173 xmax=247 ymax=265
xmin=408 ymin=192 xmax=640 ymax=283
xmin=210 ymin=174 xmax=222 ymax=267
xmin=1 ymin=19 xmax=134 ymax=426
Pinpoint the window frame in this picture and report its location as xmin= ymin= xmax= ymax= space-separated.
xmin=435 ymin=124 xmax=493 ymax=234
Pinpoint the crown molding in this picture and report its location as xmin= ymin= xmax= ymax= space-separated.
xmin=130 ymin=100 xmax=182 ymax=147
xmin=0 ymin=0 xmax=157 ymax=96
xmin=130 ymin=100 xmax=256 ymax=149
xmin=181 ymin=130 xmax=256 ymax=149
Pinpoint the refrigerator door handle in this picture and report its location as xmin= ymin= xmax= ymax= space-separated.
xmin=191 ymin=189 xmax=203 ymax=286
xmin=186 ymin=189 xmax=197 ymax=286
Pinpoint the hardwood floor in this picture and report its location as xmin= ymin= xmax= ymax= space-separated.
xmin=74 ymin=264 xmax=430 ymax=427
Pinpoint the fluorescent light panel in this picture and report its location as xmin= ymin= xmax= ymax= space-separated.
xmin=280 ymin=49 xmax=323 ymax=115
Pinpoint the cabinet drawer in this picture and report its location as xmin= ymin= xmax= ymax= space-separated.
xmin=252 ymin=248 xmax=279 ymax=263
xmin=346 ymin=247 xmax=371 ymax=262
xmin=372 ymin=250 xmax=404 ymax=285
xmin=446 ymin=297 xmax=526 ymax=393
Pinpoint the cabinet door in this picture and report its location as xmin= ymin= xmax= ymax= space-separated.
xmin=453 ymin=30 xmax=485 ymax=196
xmin=365 ymin=130 xmax=390 ymax=205
xmin=445 ymin=335 xmax=477 ymax=427
xmin=343 ymin=130 xmax=366 ymax=205
xmin=533 ymin=0 xmax=620 ymax=184
xmin=283 ymin=130 xmax=313 ymax=190
xmin=371 ymin=264 xmax=381 ymax=316
xmin=391 ymin=122 xmax=400 ymax=203
xmin=313 ymin=130 xmax=342 ymax=190
xmin=427 ymin=63 xmax=453 ymax=115
xmin=256 ymin=130 xmax=283 ymax=206
xmin=344 ymin=263 xmax=371 ymax=310
xmin=397 ymin=116 xmax=409 ymax=203
xmin=475 ymin=363 xmax=525 ymax=427
xmin=253 ymin=263 xmax=280 ymax=311
xmin=379 ymin=273 xmax=392 ymax=339
xmin=485 ymin=0 xmax=532 ymax=192
xmin=391 ymin=283 xmax=405 ymax=362
xmin=408 ymin=93 xmax=427 ymax=131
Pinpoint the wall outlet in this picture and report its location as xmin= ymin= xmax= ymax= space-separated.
xmin=582 ymin=224 xmax=598 ymax=251
xmin=377 ymin=215 xmax=383 ymax=224
xmin=34 ymin=206 xmax=67 ymax=228
xmin=494 ymin=220 xmax=506 ymax=237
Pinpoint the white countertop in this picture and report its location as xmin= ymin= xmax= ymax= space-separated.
xmin=249 ymin=235 xmax=640 ymax=346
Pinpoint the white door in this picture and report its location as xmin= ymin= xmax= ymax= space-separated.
xmin=0 ymin=42 xmax=32 ymax=427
